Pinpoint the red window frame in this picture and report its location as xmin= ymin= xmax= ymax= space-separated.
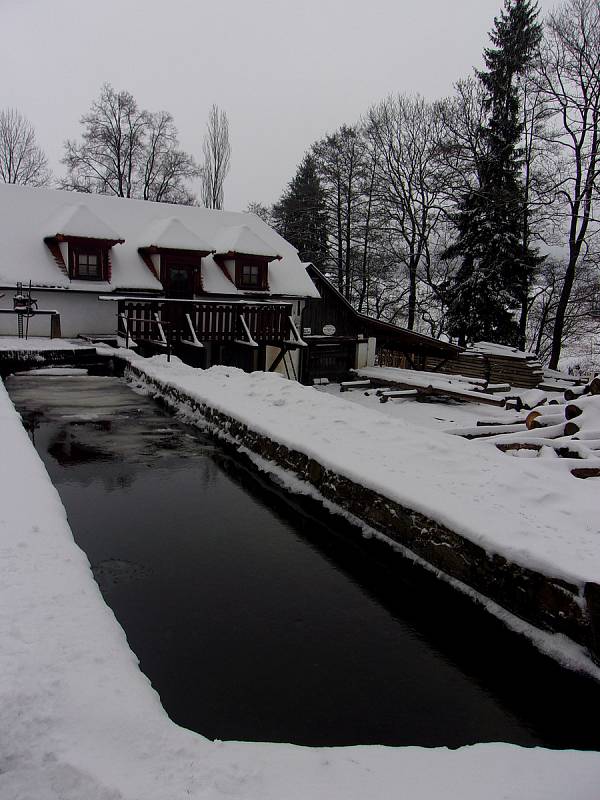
xmin=235 ymin=257 xmax=268 ymax=290
xmin=69 ymin=245 xmax=108 ymax=281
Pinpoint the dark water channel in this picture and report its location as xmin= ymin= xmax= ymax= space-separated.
xmin=6 ymin=371 xmax=600 ymax=750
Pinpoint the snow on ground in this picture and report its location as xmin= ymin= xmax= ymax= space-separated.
xmin=122 ymin=354 xmax=599 ymax=588
xmin=2 ymin=358 xmax=600 ymax=797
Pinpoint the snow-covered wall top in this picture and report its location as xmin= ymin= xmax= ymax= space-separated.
xmin=0 ymin=184 xmax=319 ymax=298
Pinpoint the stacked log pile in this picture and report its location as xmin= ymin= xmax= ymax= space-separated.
xmin=454 ymin=377 xmax=600 ymax=478
xmin=424 ymin=341 xmax=545 ymax=388
xmin=356 ymin=366 xmax=507 ymax=405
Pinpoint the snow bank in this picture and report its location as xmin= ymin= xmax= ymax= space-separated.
xmin=2 ymin=365 xmax=600 ymax=798
xmin=123 ymin=356 xmax=600 ymax=587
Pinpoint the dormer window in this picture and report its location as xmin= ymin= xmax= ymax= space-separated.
xmin=213 ymin=225 xmax=278 ymax=292
xmin=240 ymin=264 xmax=262 ymax=288
xmin=235 ymin=257 xmax=269 ymax=291
xmin=71 ymin=246 xmax=107 ymax=280
xmin=43 ymin=204 xmax=124 ymax=283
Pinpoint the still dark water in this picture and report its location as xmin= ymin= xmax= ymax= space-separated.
xmin=6 ymin=372 xmax=600 ymax=750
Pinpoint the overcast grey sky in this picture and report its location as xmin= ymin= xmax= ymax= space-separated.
xmin=1 ymin=0 xmax=554 ymax=211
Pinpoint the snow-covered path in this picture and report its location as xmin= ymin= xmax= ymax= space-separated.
xmin=2 ymin=354 xmax=600 ymax=798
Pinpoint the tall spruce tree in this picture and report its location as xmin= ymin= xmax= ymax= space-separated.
xmin=272 ymin=154 xmax=328 ymax=269
xmin=443 ymin=0 xmax=542 ymax=346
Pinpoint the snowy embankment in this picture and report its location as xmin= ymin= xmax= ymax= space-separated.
xmin=124 ymin=355 xmax=599 ymax=588
xmin=0 ymin=336 xmax=91 ymax=352
xmin=2 ymin=355 xmax=600 ymax=798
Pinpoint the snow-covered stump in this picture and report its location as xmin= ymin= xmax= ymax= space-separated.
xmin=122 ymin=359 xmax=599 ymax=665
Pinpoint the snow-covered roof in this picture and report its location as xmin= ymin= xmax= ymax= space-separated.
xmin=139 ymin=216 xmax=212 ymax=252
xmin=213 ymin=224 xmax=280 ymax=258
xmin=44 ymin=203 xmax=123 ymax=241
xmin=201 ymin=254 xmax=236 ymax=293
xmin=0 ymin=184 xmax=319 ymax=298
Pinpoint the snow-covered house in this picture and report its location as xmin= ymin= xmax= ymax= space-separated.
xmin=0 ymin=184 xmax=321 ymax=374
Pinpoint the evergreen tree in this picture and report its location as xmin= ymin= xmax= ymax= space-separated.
xmin=272 ymin=154 xmax=329 ymax=269
xmin=443 ymin=0 xmax=542 ymax=346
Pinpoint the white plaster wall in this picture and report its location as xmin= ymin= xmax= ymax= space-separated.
xmin=265 ymin=345 xmax=302 ymax=379
xmin=150 ymin=254 xmax=160 ymax=277
xmin=367 ymin=336 xmax=376 ymax=367
xmin=223 ymin=259 xmax=235 ymax=282
xmin=355 ymin=340 xmax=369 ymax=369
xmin=59 ymin=241 xmax=69 ymax=266
xmin=0 ymin=292 xmax=116 ymax=338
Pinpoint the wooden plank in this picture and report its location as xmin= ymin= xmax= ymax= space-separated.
xmin=379 ymin=390 xmax=420 ymax=403
xmin=340 ymin=380 xmax=371 ymax=391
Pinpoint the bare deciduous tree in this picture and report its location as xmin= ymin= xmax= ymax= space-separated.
xmin=63 ymin=84 xmax=147 ymax=197
xmin=535 ymin=0 xmax=600 ymax=368
xmin=62 ymin=84 xmax=197 ymax=204
xmin=0 ymin=109 xmax=50 ymax=186
xmin=141 ymin=110 xmax=197 ymax=204
xmin=200 ymin=105 xmax=231 ymax=210
xmin=313 ymin=125 xmax=370 ymax=301
xmin=438 ymin=78 xmax=488 ymax=201
xmin=246 ymin=201 xmax=274 ymax=225
xmin=366 ymin=95 xmax=449 ymax=330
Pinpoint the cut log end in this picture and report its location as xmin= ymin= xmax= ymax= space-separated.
xmin=571 ymin=467 xmax=600 ymax=479
xmin=564 ymin=421 xmax=581 ymax=436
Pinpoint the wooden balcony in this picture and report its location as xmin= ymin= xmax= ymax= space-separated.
xmin=117 ymin=298 xmax=295 ymax=347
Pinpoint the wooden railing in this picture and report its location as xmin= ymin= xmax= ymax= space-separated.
xmin=117 ymin=299 xmax=293 ymax=346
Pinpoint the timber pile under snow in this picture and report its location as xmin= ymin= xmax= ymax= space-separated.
xmin=422 ymin=341 xmax=545 ymax=388
xmin=461 ymin=379 xmax=600 ymax=478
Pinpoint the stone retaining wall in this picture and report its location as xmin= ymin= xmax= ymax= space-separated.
xmin=123 ymin=359 xmax=600 ymax=664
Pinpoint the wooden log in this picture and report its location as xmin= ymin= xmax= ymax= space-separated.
xmin=573 ymin=429 xmax=600 ymax=440
xmin=476 ymin=416 xmax=526 ymax=426
xmin=530 ymin=413 xmax=566 ymax=430
xmin=340 ymin=380 xmax=371 ymax=392
xmin=505 ymin=398 xmax=521 ymax=411
xmin=525 ymin=410 xmax=542 ymax=429
xmin=496 ymin=442 xmax=542 ymax=453
xmin=565 ymin=402 xmax=583 ymax=420
xmin=544 ymin=368 xmax=583 ymax=385
xmin=564 ymin=385 xmax=589 ymax=401
xmin=453 ymin=423 xmax=528 ymax=439
xmin=571 ymin=467 xmax=600 ymax=479
xmin=379 ymin=390 xmax=420 ymax=403
xmin=484 ymin=383 xmax=511 ymax=393
xmin=564 ymin=420 xmax=580 ymax=436
xmin=538 ymin=381 xmax=575 ymax=392
xmin=485 ymin=422 xmax=567 ymax=443
xmin=573 ymin=439 xmax=600 ymax=450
